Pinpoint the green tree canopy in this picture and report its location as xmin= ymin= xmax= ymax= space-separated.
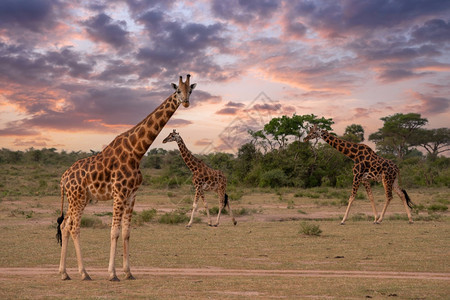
xmin=342 ymin=124 xmax=365 ymax=143
xmin=410 ymin=128 xmax=450 ymax=159
xmin=368 ymin=113 xmax=428 ymax=159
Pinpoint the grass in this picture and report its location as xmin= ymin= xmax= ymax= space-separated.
xmin=0 ymin=170 xmax=449 ymax=299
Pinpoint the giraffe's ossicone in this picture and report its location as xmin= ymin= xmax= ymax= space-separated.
xmin=56 ymin=75 xmax=196 ymax=281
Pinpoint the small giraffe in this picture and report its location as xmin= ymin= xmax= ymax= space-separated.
xmin=56 ymin=75 xmax=196 ymax=281
xmin=304 ymin=124 xmax=413 ymax=225
xmin=162 ymin=130 xmax=237 ymax=227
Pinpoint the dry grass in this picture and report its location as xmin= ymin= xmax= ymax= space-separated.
xmin=0 ymin=184 xmax=449 ymax=299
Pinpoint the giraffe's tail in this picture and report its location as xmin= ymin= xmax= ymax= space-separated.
xmin=224 ymin=193 xmax=229 ymax=207
xmin=402 ymin=189 xmax=414 ymax=209
xmin=56 ymin=181 xmax=66 ymax=247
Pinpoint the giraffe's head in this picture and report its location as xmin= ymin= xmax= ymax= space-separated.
xmin=162 ymin=129 xmax=182 ymax=144
xmin=303 ymin=124 xmax=323 ymax=142
xmin=171 ymin=74 xmax=197 ymax=108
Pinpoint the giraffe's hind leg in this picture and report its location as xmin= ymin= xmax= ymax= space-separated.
xmin=214 ymin=189 xmax=227 ymax=227
xmin=225 ymin=194 xmax=237 ymax=226
xmin=70 ymin=212 xmax=91 ymax=280
xmin=393 ymin=178 xmax=413 ymax=224
xmin=376 ymin=177 xmax=393 ymax=224
xmin=362 ymin=180 xmax=378 ymax=223
xmin=59 ymin=215 xmax=71 ymax=280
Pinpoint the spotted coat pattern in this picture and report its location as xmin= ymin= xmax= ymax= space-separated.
xmin=304 ymin=125 xmax=413 ymax=224
xmin=163 ymin=130 xmax=237 ymax=227
xmin=57 ymin=75 xmax=196 ymax=281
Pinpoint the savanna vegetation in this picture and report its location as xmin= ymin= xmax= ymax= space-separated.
xmin=2 ymin=112 xmax=447 ymax=196
xmin=0 ymin=113 xmax=449 ymax=299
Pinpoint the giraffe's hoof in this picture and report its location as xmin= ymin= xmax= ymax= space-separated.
xmin=373 ymin=221 xmax=380 ymax=225
xmin=409 ymin=220 xmax=414 ymax=224
xmin=109 ymin=275 xmax=120 ymax=282
xmin=213 ymin=224 xmax=218 ymax=227
xmin=61 ymin=273 xmax=71 ymax=281
xmin=185 ymin=224 xmax=192 ymax=228
xmin=340 ymin=222 xmax=345 ymax=225
xmin=125 ymin=274 xmax=136 ymax=280
xmin=82 ymin=274 xmax=92 ymax=281
xmin=233 ymin=221 xmax=237 ymax=226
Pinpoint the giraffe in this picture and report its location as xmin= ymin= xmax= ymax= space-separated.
xmin=55 ymin=75 xmax=197 ymax=281
xmin=303 ymin=124 xmax=413 ymax=225
xmin=162 ymin=130 xmax=237 ymax=227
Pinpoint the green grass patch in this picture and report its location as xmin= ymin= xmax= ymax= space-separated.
xmin=299 ymin=222 xmax=322 ymax=236
xmin=158 ymin=210 xmax=189 ymax=224
xmin=80 ymin=215 xmax=104 ymax=228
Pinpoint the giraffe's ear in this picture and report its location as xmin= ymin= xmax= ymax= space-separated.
xmin=190 ymin=83 xmax=197 ymax=90
xmin=171 ymin=83 xmax=178 ymax=90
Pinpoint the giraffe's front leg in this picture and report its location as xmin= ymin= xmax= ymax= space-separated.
xmin=341 ymin=176 xmax=361 ymax=225
xmin=108 ymin=199 xmax=124 ymax=281
xmin=187 ymin=189 xmax=201 ymax=227
xmin=122 ymin=195 xmax=135 ymax=280
xmin=363 ymin=180 xmax=378 ymax=224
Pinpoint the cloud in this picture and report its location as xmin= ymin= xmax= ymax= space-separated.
xmin=167 ymin=118 xmax=193 ymax=127
xmin=82 ymin=13 xmax=131 ymax=50
xmin=0 ymin=121 xmax=40 ymax=136
xmin=412 ymin=19 xmax=450 ymax=43
xmin=0 ymin=0 xmax=64 ymax=33
xmin=211 ymin=0 xmax=279 ymax=26
xmin=216 ymin=107 xmax=240 ymax=115
xmin=224 ymin=101 xmax=245 ymax=108
xmin=407 ymin=92 xmax=450 ymax=115
xmin=378 ymin=68 xmax=429 ymax=83
xmin=215 ymin=101 xmax=245 ymax=115
xmin=136 ymin=10 xmax=230 ymax=80
xmin=290 ymin=0 xmax=450 ymax=38
xmin=194 ymin=138 xmax=213 ymax=146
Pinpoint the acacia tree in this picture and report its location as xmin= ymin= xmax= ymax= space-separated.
xmin=368 ymin=113 xmax=428 ymax=159
xmin=250 ymin=114 xmax=334 ymax=150
xmin=411 ymin=128 xmax=450 ymax=159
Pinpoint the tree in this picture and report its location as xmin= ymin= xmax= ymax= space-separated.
xmin=342 ymin=124 xmax=364 ymax=143
xmin=411 ymin=128 xmax=450 ymax=159
xmin=251 ymin=114 xmax=334 ymax=150
xmin=369 ymin=113 xmax=428 ymax=159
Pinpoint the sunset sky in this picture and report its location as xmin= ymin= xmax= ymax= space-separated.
xmin=1 ymin=0 xmax=449 ymax=155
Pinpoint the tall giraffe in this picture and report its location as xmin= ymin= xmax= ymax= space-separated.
xmin=56 ymin=75 xmax=196 ymax=281
xmin=304 ymin=124 xmax=413 ymax=225
xmin=162 ymin=130 xmax=237 ymax=227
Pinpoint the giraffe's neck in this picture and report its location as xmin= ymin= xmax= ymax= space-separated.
xmin=320 ymin=131 xmax=358 ymax=160
xmin=176 ymin=137 xmax=206 ymax=173
xmin=107 ymin=94 xmax=180 ymax=161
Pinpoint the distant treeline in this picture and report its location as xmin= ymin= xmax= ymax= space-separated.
xmin=1 ymin=113 xmax=449 ymax=189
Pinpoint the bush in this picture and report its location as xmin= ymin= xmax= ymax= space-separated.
xmin=158 ymin=210 xmax=189 ymax=224
xmin=259 ymin=169 xmax=287 ymax=188
xmin=81 ymin=215 xmax=104 ymax=228
xmin=133 ymin=209 xmax=157 ymax=225
xmin=299 ymin=222 xmax=322 ymax=236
